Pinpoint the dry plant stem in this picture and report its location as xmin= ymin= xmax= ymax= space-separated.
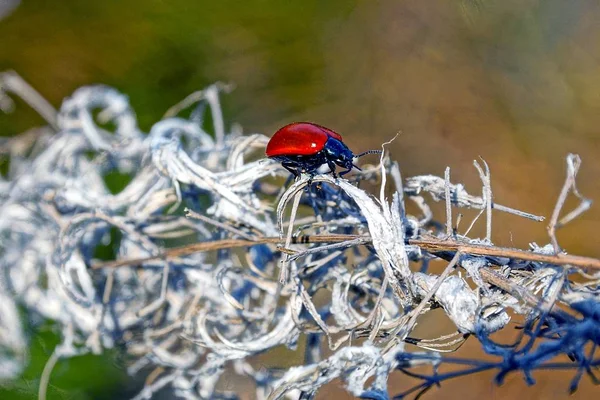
xmin=137 ymin=261 xmax=170 ymax=317
xmin=145 ymin=366 xmax=166 ymax=387
xmin=102 ymin=270 xmax=115 ymax=304
xmin=492 ymin=204 xmax=544 ymax=221
xmin=445 ymin=167 xmax=452 ymax=237
xmin=402 ymin=331 xmax=468 ymax=353
xmin=473 ymin=159 xmax=492 ymax=242
xmin=162 ymin=82 xmax=233 ymax=119
xmin=299 ymin=285 xmax=334 ymax=348
xmin=2 ymin=71 xmax=599 ymax=399
xmin=548 ymin=156 xmax=578 ymax=253
xmin=365 ymin=276 xmax=389 ymax=342
xmin=410 ymin=239 xmax=600 ymax=270
xmin=94 ymin=236 xmax=600 ymax=271
xmin=287 ymin=237 xmax=371 ymax=262
xmin=92 ymin=234 xmax=363 ymax=269
xmin=400 ymin=252 xmax=461 ymax=340
xmin=185 ymin=208 xmax=256 ymax=240
xmin=0 ymin=71 xmax=59 ymax=130
xmin=485 ymin=163 xmax=492 ymax=241
xmin=280 ymin=190 xmax=303 ymax=283
xmin=38 ymin=350 xmax=60 ymax=400
xmin=464 ymin=203 xmax=485 ymax=238
xmin=539 ymin=273 xmax=564 ymax=313
xmin=478 ymin=267 xmax=541 ymax=307
xmin=548 ymin=154 xmax=592 ymax=254
xmin=558 ymin=200 xmax=592 ymax=228
xmin=405 ymin=175 xmax=545 ymax=222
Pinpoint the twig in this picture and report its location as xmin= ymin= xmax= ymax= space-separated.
xmin=400 ymin=252 xmax=461 ymax=340
xmin=286 ymin=236 xmax=371 ymax=262
xmin=137 ymin=261 xmax=170 ymax=317
xmin=92 ymin=234 xmax=600 ymax=271
xmin=404 ymin=175 xmax=545 ymax=222
xmin=185 ymin=208 xmax=257 ymax=240
xmin=360 ymin=276 xmax=389 ymax=336
xmin=473 ymin=159 xmax=492 ymax=242
xmin=547 ymin=154 xmax=591 ymax=254
xmin=410 ymin=238 xmax=600 ymax=270
xmin=478 ymin=267 xmax=540 ymax=308
xmin=445 ymin=167 xmax=452 ymax=238
xmin=92 ymin=234 xmax=364 ymax=269
xmin=280 ymin=191 xmax=303 ymax=283
xmin=162 ymin=82 xmax=233 ymax=119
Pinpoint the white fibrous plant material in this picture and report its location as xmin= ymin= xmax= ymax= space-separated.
xmin=1 ymin=71 xmax=599 ymax=399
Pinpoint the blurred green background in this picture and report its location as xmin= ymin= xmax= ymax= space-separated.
xmin=1 ymin=0 xmax=599 ymax=398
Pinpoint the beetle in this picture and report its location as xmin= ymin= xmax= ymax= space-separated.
xmin=265 ymin=122 xmax=381 ymax=178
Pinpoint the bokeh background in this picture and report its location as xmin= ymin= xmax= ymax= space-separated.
xmin=1 ymin=0 xmax=599 ymax=399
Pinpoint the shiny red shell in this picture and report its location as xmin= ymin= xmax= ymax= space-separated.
xmin=266 ymin=122 xmax=343 ymax=157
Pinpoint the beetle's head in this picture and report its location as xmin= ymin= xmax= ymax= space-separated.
xmin=324 ymin=137 xmax=383 ymax=175
xmin=323 ymin=137 xmax=355 ymax=169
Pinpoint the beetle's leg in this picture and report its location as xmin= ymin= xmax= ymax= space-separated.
xmin=327 ymin=160 xmax=338 ymax=179
xmin=339 ymin=165 xmax=356 ymax=176
xmin=340 ymin=163 xmax=360 ymax=177
xmin=281 ymin=162 xmax=299 ymax=179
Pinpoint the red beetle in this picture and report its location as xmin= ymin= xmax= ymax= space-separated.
xmin=266 ymin=122 xmax=380 ymax=178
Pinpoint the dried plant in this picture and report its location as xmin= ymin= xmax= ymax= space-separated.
xmin=1 ymin=71 xmax=599 ymax=400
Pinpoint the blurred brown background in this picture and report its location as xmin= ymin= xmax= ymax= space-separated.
xmin=1 ymin=0 xmax=598 ymax=399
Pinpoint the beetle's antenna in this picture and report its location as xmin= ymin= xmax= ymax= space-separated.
xmin=355 ymin=149 xmax=383 ymax=158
